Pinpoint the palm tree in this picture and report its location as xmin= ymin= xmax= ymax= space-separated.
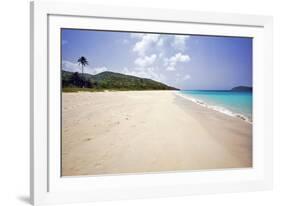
xmin=77 ymin=56 xmax=89 ymax=87
xmin=77 ymin=56 xmax=89 ymax=75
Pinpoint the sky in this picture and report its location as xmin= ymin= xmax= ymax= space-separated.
xmin=61 ymin=29 xmax=252 ymax=90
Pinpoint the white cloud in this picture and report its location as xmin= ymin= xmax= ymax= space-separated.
xmin=62 ymin=60 xmax=108 ymax=75
xmin=170 ymin=53 xmax=190 ymax=62
xmin=174 ymin=73 xmax=191 ymax=88
xmin=130 ymin=34 xmax=168 ymax=81
xmin=122 ymin=67 xmax=166 ymax=83
xmin=172 ymin=35 xmax=189 ymax=52
xmin=156 ymin=38 xmax=164 ymax=47
xmin=165 ymin=53 xmax=190 ymax=71
xmin=62 ymin=60 xmax=81 ymax=73
xmin=183 ymin=74 xmax=191 ymax=80
xmin=134 ymin=54 xmax=157 ymax=67
xmin=122 ymin=39 xmax=129 ymax=44
xmin=122 ymin=33 xmax=192 ymax=88
xmin=130 ymin=33 xmax=145 ymax=39
xmin=132 ymin=34 xmax=160 ymax=56
xmin=94 ymin=67 xmax=108 ymax=74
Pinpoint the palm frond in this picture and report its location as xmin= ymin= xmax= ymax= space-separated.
xmin=77 ymin=56 xmax=89 ymax=66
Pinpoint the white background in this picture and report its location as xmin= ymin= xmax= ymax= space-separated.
xmin=0 ymin=0 xmax=280 ymax=205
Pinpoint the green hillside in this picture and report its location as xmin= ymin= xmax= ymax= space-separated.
xmin=62 ymin=70 xmax=179 ymax=92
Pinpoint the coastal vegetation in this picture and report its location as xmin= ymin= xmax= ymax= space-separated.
xmin=62 ymin=70 xmax=179 ymax=92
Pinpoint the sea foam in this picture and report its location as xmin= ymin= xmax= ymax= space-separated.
xmin=175 ymin=92 xmax=252 ymax=124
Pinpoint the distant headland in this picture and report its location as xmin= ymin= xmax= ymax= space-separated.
xmin=231 ymin=86 xmax=252 ymax=92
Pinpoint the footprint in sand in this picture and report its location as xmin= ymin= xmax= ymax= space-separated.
xmin=84 ymin=138 xmax=92 ymax=142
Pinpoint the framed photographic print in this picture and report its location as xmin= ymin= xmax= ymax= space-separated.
xmin=30 ymin=0 xmax=273 ymax=205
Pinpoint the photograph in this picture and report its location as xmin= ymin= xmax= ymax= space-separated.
xmin=61 ymin=29 xmax=253 ymax=176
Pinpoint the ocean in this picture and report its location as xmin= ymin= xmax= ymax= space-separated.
xmin=178 ymin=90 xmax=253 ymax=122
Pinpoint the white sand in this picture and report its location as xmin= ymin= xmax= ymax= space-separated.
xmin=62 ymin=91 xmax=252 ymax=176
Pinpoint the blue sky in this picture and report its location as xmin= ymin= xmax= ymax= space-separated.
xmin=61 ymin=29 xmax=252 ymax=90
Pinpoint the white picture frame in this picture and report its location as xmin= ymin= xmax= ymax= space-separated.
xmin=30 ymin=0 xmax=273 ymax=205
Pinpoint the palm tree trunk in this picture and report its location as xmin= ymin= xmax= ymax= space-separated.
xmin=82 ymin=65 xmax=84 ymax=88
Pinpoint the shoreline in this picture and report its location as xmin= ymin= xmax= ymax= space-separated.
xmin=62 ymin=90 xmax=252 ymax=176
xmin=63 ymin=89 xmax=252 ymax=123
xmin=175 ymin=92 xmax=252 ymax=124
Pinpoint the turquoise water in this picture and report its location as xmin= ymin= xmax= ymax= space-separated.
xmin=179 ymin=90 xmax=253 ymax=121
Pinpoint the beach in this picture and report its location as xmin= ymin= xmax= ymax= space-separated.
xmin=62 ymin=90 xmax=252 ymax=176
